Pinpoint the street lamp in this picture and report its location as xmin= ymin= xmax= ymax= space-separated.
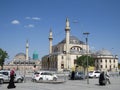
xmin=83 ymin=32 xmax=90 ymax=84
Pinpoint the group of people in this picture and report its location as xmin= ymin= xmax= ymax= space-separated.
xmin=99 ymin=70 xmax=111 ymax=85
xmin=5 ymin=69 xmax=111 ymax=89
xmin=70 ymin=70 xmax=111 ymax=86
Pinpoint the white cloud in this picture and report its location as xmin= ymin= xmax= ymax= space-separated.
xmin=25 ymin=17 xmax=40 ymax=21
xmin=25 ymin=17 xmax=31 ymax=19
xmin=32 ymin=17 xmax=40 ymax=21
xmin=24 ymin=24 xmax=35 ymax=28
xmin=11 ymin=20 xmax=20 ymax=24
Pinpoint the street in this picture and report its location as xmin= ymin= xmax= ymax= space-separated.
xmin=0 ymin=76 xmax=120 ymax=90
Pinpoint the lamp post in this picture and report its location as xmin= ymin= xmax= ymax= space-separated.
xmin=83 ymin=32 xmax=90 ymax=84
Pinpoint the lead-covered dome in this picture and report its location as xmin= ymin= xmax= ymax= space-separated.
xmin=14 ymin=53 xmax=26 ymax=60
xmin=59 ymin=36 xmax=85 ymax=44
xmin=96 ymin=49 xmax=112 ymax=56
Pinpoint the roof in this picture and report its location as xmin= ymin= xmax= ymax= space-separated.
xmin=15 ymin=53 xmax=26 ymax=57
xmin=96 ymin=49 xmax=112 ymax=56
xmin=59 ymin=36 xmax=85 ymax=44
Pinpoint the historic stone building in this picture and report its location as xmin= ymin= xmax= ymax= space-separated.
xmin=3 ymin=18 xmax=118 ymax=73
xmin=41 ymin=18 xmax=88 ymax=71
xmin=41 ymin=18 xmax=119 ymax=72
xmin=3 ymin=41 xmax=41 ymax=74
xmin=94 ymin=49 xmax=118 ymax=72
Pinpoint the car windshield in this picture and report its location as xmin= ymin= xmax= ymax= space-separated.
xmin=89 ymin=71 xmax=93 ymax=73
xmin=34 ymin=72 xmax=40 ymax=74
xmin=78 ymin=72 xmax=83 ymax=74
xmin=95 ymin=71 xmax=100 ymax=73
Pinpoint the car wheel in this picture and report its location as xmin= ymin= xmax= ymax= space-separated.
xmin=53 ymin=77 xmax=57 ymax=81
xmin=94 ymin=75 xmax=96 ymax=78
xmin=39 ymin=78 xmax=43 ymax=81
xmin=17 ymin=79 xmax=22 ymax=83
xmin=0 ymin=79 xmax=4 ymax=84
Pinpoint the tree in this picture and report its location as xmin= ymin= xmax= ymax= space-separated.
xmin=118 ymin=63 xmax=120 ymax=69
xmin=0 ymin=48 xmax=8 ymax=70
xmin=76 ymin=55 xmax=94 ymax=74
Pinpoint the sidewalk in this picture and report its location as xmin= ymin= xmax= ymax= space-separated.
xmin=0 ymin=77 xmax=120 ymax=90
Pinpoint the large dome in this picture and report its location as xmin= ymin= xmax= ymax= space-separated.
xmin=96 ymin=49 xmax=112 ymax=56
xmin=15 ymin=53 xmax=26 ymax=57
xmin=59 ymin=36 xmax=85 ymax=44
xmin=14 ymin=53 xmax=26 ymax=60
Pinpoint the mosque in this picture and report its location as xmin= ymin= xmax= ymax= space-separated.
xmin=41 ymin=18 xmax=119 ymax=72
xmin=3 ymin=18 xmax=118 ymax=73
xmin=3 ymin=40 xmax=41 ymax=74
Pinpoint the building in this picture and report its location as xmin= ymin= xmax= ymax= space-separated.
xmin=41 ymin=18 xmax=88 ymax=71
xmin=94 ymin=49 xmax=118 ymax=72
xmin=3 ymin=41 xmax=41 ymax=74
xmin=41 ymin=18 xmax=119 ymax=72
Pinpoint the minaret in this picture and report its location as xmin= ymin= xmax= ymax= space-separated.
xmin=65 ymin=18 xmax=70 ymax=51
xmin=49 ymin=28 xmax=53 ymax=54
xmin=26 ymin=40 xmax=29 ymax=60
xmin=65 ymin=18 xmax=70 ymax=69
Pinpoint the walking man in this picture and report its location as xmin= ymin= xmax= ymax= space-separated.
xmin=106 ymin=70 xmax=111 ymax=84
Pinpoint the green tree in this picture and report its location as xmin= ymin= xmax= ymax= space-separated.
xmin=76 ymin=55 xmax=94 ymax=74
xmin=0 ymin=48 xmax=9 ymax=70
xmin=118 ymin=63 xmax=120 ymax=69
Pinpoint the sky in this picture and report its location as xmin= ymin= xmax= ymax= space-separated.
xmin=0 ymin=0 xmax=120 ymax=62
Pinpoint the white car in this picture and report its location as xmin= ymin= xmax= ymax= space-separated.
xmin=0 ymin=70 xmax=24 ymax=84
xmin=89 ymin=70 xmax=101 ymax=78
xmin=32 ymin=71 xmax=58 ymax=81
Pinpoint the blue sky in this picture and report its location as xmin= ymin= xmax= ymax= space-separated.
xmin=0 ymin=0 xmax=120 ymax=62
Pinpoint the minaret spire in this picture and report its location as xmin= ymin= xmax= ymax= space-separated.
xmin=65 ymin=17 xmax=70 ymax=69
xmin=65 ymin=17 xmax=70 ymax=30
xmin=26 ymin=40 xmax=29 ymax=60
xmin=49 ymin=28 xmax=53 ymax=54
xmin=65 ymin=18 xmax=70 ymax=52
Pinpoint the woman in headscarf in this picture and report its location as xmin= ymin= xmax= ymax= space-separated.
xmin=7 ymin=69 xmax=16 ymax=89
xmin=99 ymin=71 xmax=106 ymax=85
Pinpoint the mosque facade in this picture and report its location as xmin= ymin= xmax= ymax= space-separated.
xmin=3 ymin=18 xmax=118 ymax=73
xmin=3 ymin=41 xmax=41 ymax=74
xmin=41 ymin=18 xmax=119 ymax=72
xmin=42 ymin=18 xmax=89 ymax=71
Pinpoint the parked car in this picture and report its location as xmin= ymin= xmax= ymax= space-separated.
xmin=69 ymin=71 xmax=86 ymax=80
xmin=88 ymin=70 xmax=101 ymax=78
xmin=74 ymin=72 xmax=86 ymax=80
xmin=32 ymin=71 xmax=58 ymax=82
xmin=0 ymin=70 xmax=24 ymax=84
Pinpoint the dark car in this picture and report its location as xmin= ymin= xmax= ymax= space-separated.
xmin=69 ymin=71 xmax=86 ymax=80
xmin=74 ymin=72 xmax=86 ymax=80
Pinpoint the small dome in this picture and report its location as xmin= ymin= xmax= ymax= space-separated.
xmin=33 ymin=51 xmax=39 ymax=60
xmin=96 ymin=49 xmax=112 ymax=56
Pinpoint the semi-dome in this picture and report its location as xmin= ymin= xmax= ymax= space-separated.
xmin=96 ymin=49 xmax=112 ymax=56
xmin=59 ymin=36 xmax=85 ymax=44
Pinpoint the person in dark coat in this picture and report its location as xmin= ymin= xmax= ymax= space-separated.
xmin=71 ymin=71 xmax=75 ymax=80
xmin=7 ymin=69 xmax=16 ymax=89
xmin=99 ymin=71 xmax=106 ymax=85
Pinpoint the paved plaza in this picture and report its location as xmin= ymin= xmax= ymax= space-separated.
xmin=0 ymin=76 xmax=120 ymax=90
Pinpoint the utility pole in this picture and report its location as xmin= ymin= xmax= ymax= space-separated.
xmin=83 ymin=32 xmax=90 ymax=84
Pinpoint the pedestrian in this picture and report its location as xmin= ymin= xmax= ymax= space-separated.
xmin=106 ymin=70 xmax=111 ymax=84
xmin=71 ymin=71 xmax=75 ymax=80
xmin=7 ymin=69 xmax=16 ymax=89
xmin=99 ymin=71 xmax=106 ymax=85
